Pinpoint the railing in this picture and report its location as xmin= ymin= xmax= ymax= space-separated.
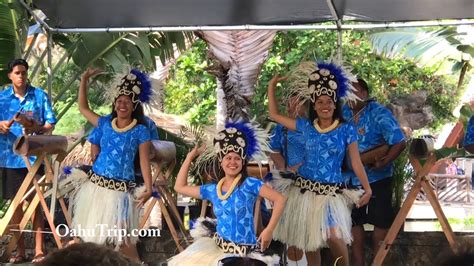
xmin=409 ymin=174 xmax=474 ymax=204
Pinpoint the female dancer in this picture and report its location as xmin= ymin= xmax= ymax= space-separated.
xmin=65 ymin=68 xmax=153 ymax=260
xmin=169 ymin=120 xmax=286 ymax=265
xmin=267 ymin=61 xmax=372 ymax=266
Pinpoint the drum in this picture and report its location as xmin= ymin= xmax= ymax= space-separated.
xmin=13 ymin=135 xmax=68 ymax=156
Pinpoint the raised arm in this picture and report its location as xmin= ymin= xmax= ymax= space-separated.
xmin=174 ymin=146 xmax=203 ymax=199
xmin=267 ymin=75 xmax=297 ymax=131
xmin=348 ymin=141 xmax=372 ymax=207
xmin=79 ymin=68 xmax=103 ymax=126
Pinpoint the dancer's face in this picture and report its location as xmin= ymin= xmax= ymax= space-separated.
xmin=114 ymin=95 xmax=133 ymax=119
xmin=221 ymin=152 xmax=243 ymax=178
xmin=314 ymin=95 xmax=335 ymax=120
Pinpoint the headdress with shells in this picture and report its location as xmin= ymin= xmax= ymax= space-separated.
xmin=213 ymin=120 xmax=269 ymax=162
xmin=286 ymin=59 xmax=358 ymax=104
xmin=192 ymin=119 xmax=270 ymax=180
xmin=108 ymin=69 xmax=152 ymax=109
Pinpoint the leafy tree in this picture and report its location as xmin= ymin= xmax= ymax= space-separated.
xmin=164 ymin=40 xmax=217 ymax=125
xmin=251 ymin=30 xmax=462 ymax=130
xmin=0 ymin=0 xmax=30 ymax=85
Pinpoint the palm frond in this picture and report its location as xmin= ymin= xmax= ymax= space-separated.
xmin=369 ymin=28 xmax=462 ymax=67
xmin=0 ymin=1 xmax=29 ymax=86
xmin=201 ymin=30 xmax=277 ymax=120
xmin=180 ymin=123 xmax=206 ymax=146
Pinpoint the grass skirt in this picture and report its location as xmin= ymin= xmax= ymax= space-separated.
xmin=167 ymin=218 xmax=280 ymax=266
xmin=66 ymin=167 xmax=142 ymax=247
xmin=270 ymin=172 xmax=363 ymax=251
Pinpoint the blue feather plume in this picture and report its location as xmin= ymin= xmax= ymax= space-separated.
xmin=316 ymin=62 xmax=351 ymax=100
xmin=63 ymin=166 xmax=72 ymax=175
xmin=130 ymin=69 xmax=152 ymax=104
xmin=225 ymin=120 xmax=259 ymax=160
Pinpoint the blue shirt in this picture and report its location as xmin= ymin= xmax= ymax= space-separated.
xmin=342 ymin=102 xmax=405 ymax=185
xmin=88 ymin=115 xmax=159 ymax=144
xmin=91 ymin=116 xmax=150 ymax=181
xmin=0 ymin=85 xmax=56 ymax=168
xmin=296 ymin=118 xmax=357 ymax=183
xmin=200 ymin=177 xmax=263 ymax=245
xmin=269 ymin=124 xmax=305 ymax=167
xmin=463 ymin=116 xmax=474 ymax=147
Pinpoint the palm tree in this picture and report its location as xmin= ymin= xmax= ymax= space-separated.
xmin=369 ymin=27 xmax=473 ymax=89
xmin=199 ymin=30 xmax=277 ymax=125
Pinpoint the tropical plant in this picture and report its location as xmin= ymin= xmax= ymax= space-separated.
xmin=392 ymin=148 xmax=413 ymax=209
xmin=164 ymin=40 xmax=217 ymax=126
xmin=200 ymin=30 xmax=277 ymax=124
xmin=369 ymin=27 xmax=473 ymax=89
xmin=0 ymin=0 xmax=30 ymax=85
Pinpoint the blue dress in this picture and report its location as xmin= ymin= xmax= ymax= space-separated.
xmin=296 ymin=118 xmax=357 ymax=183
xmin=271 ymin=118 xmax=362 ymax=251
xmin=200 ymin=177 xmax=263 ymax=245
xmin=69 ymin=115 xmax=151 ymax=246
xmin=464 ymin=116 xmax=474 ymax=147
xmin=269 ymin=123 xmax=305 ymax=167
xmin=91 ymin=116 xmax=150 ymax=181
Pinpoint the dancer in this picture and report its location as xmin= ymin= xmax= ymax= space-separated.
xmin=64 ymin=68 xmax=153 ymax=261
xmin=267 ymin=60 xmax=372 ymax=266
xmin=269 ymin=93 xmax=320 ymax=264
xmin=169 ymin=120 xmax=286 ymax=265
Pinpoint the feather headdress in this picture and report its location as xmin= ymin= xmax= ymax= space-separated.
xmin=105 ymin=68 xmax=153 ymax=109
xmin=193 ymin=118 xmax=270 ymax=181
xmin=286 ymin=59 xmax=358 ymax=104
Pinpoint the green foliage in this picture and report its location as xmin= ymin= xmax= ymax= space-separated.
xmin=0 ymin=0 xmax=30 ymax=85
xmin=392 ymin=148 xmax=412 ymax=208
xmin=435 ymin=216 xmax=474 ymax=230
xmin=164 ymin=40 xmax=217 ymax=125
xmin=53 ymin=102 xmax=110 ymax=135
xmin=250 ymin=30 xmax=461 ymax=127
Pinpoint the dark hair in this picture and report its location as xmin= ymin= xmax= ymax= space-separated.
xmin=308 ymin=96 xmax=345 ymax=123
xmin=7 ymin=59 xmax=29 ymax=73
xmin=111 ymin=98 xmax=146 ymax=125
xmin=355 ymin=78 xmax=370 ymax=94
xmin=38 ymin=242 xmax=139 ymax=266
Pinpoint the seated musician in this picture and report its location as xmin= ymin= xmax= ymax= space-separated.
xmin=342 ymin=78 xmax=406 ymax=266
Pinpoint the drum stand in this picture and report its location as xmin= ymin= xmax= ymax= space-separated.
xmin=139 ymin=140 xmax=191 ymax=252
xmin=0 ymin=135 xmax=70 ymax=260
xmin=373 ymin=154 xmax=458 ymax=265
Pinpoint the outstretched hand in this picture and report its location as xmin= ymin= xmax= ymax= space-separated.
xmin=356 ymin=189 xmax=372 ymax=208
xmin=81 ymin=68 xmax=106 ymax=81
xmin=269 ymin=74 xmax=287 ymax=88
xmin=187 ymin=144 xmax=206 ymax=160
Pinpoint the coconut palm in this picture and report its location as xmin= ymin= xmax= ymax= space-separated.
xmin=369 ymin=27 xmax=473 ymax=89
xmin=199 ymin=30 xmax=277 ymax=124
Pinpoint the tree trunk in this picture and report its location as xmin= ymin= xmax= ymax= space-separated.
xmin=216 ymin=79 xmax=226 ymax=128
